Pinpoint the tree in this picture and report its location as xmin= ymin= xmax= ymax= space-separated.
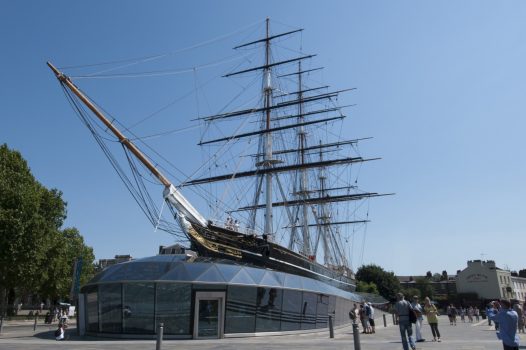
xmin=432 ymin=273 xmax=442 ymax=282
xmin=426 ymin=271 xmax=432 ymax=279
xmin=414 ymin=277 xmax=435 ymax=300
xmin=0 ymin=144 xmax=94 ymax=313
xmin=39 ymin=228 xmax=95 ymax=301
xmin=441 ymin=270 xmax=448 ymax=281
xmin=401 ymin=287 xmax=421 ymax=300
xmin=356 ymin=280 xmax=379 ymax=295
xmin=356 ymin=264 xmax=401 ymax=301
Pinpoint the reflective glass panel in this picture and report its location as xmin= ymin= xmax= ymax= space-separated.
xmin=84 ymin=286 xmax=98 ymax=332
xmin=155 ymin=283 xmax=191 ymax=335
xmin=225 ymin=286 xmax=256 ymax=334
xmin=281 ymin=289 xmax=302 ymax=331
xmin=301 ymin=292 xmax=317 ymax=330
xmin=197 ymin=299 xmax=219 ymax=337
xmin=316 ymin=294 xmax=329 ymax=328
xmin=255 ymin=287 xmax=282 ymax=332
xmin=122 ymin=283 xmax=154 ymax=334
xmin=99 ymin=284 xmax=122 ymax=333
xmin=194 ymin=265 xmax=227 ymax=283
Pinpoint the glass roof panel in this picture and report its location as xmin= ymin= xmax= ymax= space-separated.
xmin=194 ymin=264 xmax=227 ymax=283
xmin=215 ymin=263 xmax=243 ymax=282
xmin=258 ymin=271 xmax=282 ymax=287
xmin=159 ymin=262 xmax=193 ymax=281
xmin=101 ymin=262 xmax=132 ymax=281
xmin=300 ymin=277 xmax=320 ymax=292
xmin=183 ymin=262 xmax=215 ymax=279
xmin=245 ymin=266 xmax=266 ymax=284
xmin=272 ymin=271 xmax=287 ymax=285
xmin=88 ymin=268 xmax=116 ymax=283
xmin=283 ymin=273 xmax=303 ymax=290
xmin=228 ymin=267 xmax=257 ymax=285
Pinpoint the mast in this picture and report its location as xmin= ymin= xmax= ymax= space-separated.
xmin=297 ymin=61 xmax=312 ymax=257
xmin=264 ymin=18 xmax=273 ymax=238
xmin=46 ymin=62 xmax=208 ymax=227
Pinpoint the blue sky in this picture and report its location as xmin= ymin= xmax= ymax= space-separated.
xmin=1 ymin=1 xmax=525 ymax=276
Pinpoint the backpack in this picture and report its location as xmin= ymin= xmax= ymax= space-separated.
xmin=408 ymin=303 xmax=417 ymax=324
xmin=54 ymin=328 xmax=61 ymax=337
xmin=365 ymin=304 xmax=372 ymax=317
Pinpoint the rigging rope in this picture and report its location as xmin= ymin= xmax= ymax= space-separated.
xmin=60 ymin=19 xmax=264 ymax=76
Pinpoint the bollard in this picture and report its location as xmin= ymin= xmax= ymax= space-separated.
xmin=156 ymin=322 xmax=164 ymax=350
xmin=33 ymin=314 xmax=38 ymax=331
xmin=392 ymin=313 xmax=397 ymax=325
xmin=352 ymin=322 xmax=361 ymax=350
xmin=328 ymin=315 xmax=334 ymax=338
xmin=383 ymin=313 xmax=387 ymax=327
xmin=0 ymin=316 xmax=3 ymax=335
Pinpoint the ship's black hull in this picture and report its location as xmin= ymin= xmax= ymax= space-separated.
xmin=187 ymin=223 xmax=356 ymax=292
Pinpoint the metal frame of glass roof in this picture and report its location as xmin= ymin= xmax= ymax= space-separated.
xmin=84 ymin=255 xmax=363 ymax=301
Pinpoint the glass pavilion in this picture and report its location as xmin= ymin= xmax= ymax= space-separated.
xmin=79 ymin=255 xmax=362 ymax=339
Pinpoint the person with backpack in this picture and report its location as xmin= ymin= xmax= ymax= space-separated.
xmin=349 ymin=303 xmax=359 ymax=324
xmin=394 ymin=292 xmax=416 ymax=350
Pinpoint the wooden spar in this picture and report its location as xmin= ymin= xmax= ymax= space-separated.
xmin=183 ymin=156 xmax=379 ymax=186
xmin=194 ymin=89 xmax=354 ymax=122
xmin=233 ymin=28 xmax=303 ymax=49
xmin=235 ymin=192 xmax=392 ymax=211
xmin=277 ymin=67 xmax=323 ymax=78
xmin=198 ymin=115 xmax=344 ymax=146
xmin=223 ymin=54 xmax=316 ymax=77
xmin=46 ymin=62 xmax=171 ymax=188
xmin=273 ymin=86 xmax=329 ymax=99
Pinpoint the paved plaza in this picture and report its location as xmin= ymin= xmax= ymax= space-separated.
xmin=0 ymin=316 xmax=524 ymax=350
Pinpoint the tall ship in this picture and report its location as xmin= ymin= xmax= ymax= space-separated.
xmin=48 ymin=19 xmax=388 ymax=292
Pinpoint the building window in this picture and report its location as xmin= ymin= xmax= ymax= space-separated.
xmin=99 ymin=284 xmax=122 ymax=333
xmin=225 ymin=286 xmax=257 ymax=334
xmin=84 ymin=285 xmax=98 ymax=332
xmin=301 ymin=292 xmax=317 ymax=330
xmin=122 ymin=283 xmax=155 ymax=334
xmin=281 ymin=289 xmax=303 ymax=331
xmin=156 ymin=283 xmax=191 ymax=335
xmin=316 ymin=294 xmax=329 ymax=329
xmin=255 ymin=287 xmax=283 ymax=332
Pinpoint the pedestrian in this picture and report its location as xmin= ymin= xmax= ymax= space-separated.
xmin=394 ymin=292 xmax=416 ymax=350
xmin=367 ymin=302 xmax=376 ymax=334
xmin=491 ymin=302 xmax=501 ymax=331
xmin=487 ymin=303 xmax=494 ymax=326
xmin=349 ymin=303 xmax=359 ymax=324
xmin=467 ymin=306 xmax=474 ymax=322
xmin=423 ymin=297 xmax=441 ymax=342
xmin=487 ymin=299 xmax=520 ymax=350
xmin=359 ymin=304 xmax=369 ymax=334
xmin=411 ymin=296 xmax=425 ymax=342
xmin=474 ymin=306 xmax=480 ymax=322
xmin=55 ymin=324 xmax=65 ymax=341
xmin=450 ymin=304 xmax=458 ymax=325
xmin=460 ymin=307 xmax=465 ymax=322
xmin=513 ymin=302 xmax=524 ymax=333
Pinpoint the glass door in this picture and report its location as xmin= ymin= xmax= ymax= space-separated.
xmin=193 ymin=292 xmax=225 ymax=339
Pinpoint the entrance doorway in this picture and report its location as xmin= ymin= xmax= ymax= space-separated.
xmin=193 ymin=291 xmax=225 ymax=339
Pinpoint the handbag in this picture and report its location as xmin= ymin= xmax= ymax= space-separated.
xmin=408 ymin=303 xmax=417 ymax=324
